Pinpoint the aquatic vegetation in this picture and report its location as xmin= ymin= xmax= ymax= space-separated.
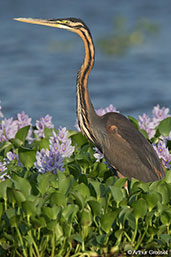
xmin=0 ymin=101 xmax=170 ymax=256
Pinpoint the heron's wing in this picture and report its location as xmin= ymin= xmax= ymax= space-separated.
xmin=100 ymin=112 xmax=165 ymax=182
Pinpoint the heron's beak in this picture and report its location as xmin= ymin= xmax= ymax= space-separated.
xmin=14 ymin=18 xmax=71 ymax=30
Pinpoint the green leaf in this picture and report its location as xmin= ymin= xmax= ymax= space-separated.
xmin=164 ymin=170 xmax=171 ymax=184
xmin=22 ymin=200 xmax=36 ymax=216
xmin=0 ymin=141 xmax=12 ymax=154
xmin=24 ymin=235 xmax=34 ymax=246
xmin=100 ymin=211 xmax=118 ymax=233
xmin=72 ymin=234 xmax=82 ymax=243
xmin=7 ymin=187 xmax=16 ymax=205
xmin=139 ymin=129 xmax=149 ymax=139
xmin=71 ymin=191 xmax=85 ymax=209
xmin=15 ymin=125 xmax=30 ymax=144
xmin=44 ymin=127 xmax=53 ymax=138
xmin=35 ymin=138 xmax=50 ymax=150
xmin=0 ymin=202 xmax=3 ymax=218
xmin=160 ymin=212 xmax=171 ymax=226
xmin=37 ymin=172 xmax=52 ymax=195
xmin=154 ymin=181 xmax=170 ymax=204
xmin=5 ymin=207 xmax=16 ymax=220
xmin=128 ymin=116 xmax=139 ymax=130
xmin=50 ymin=192 xmax=67 ymax=207
xmin=74 ymin=183 xmax=90 ymax=199
xmin=10 ymin=138 xmax=23 ymax=148
xmin=109 ymin=185 xmax=124 ymax=204
xmin=70 ymin=132 xmax=88 ymax=148
xmin=88 ymin=200 xmax=101 ymax=216
xmin=119 ymin=207 xmax=132 ymax=225
xmin=62 ymin=204 xmax=79 ymax=223
xmin=132 ymin=198 xmax=147 ymax=219
xmin=0 ymin=179 xmax=12 ymax=199
xmin=58 ymin=173 xmax=74 ymax=195
xmin=159 ymin=234 xmax=171 ymax=244
xmin=31 ymin=216 xmax=46 ymax=229
xmin=13 ymin=176 xmax=31 ymax=198
xmin=90 ymin=181 xmax=105 ymax=199
xmin=18 ymin=148 xmax=36 ymax=168
xmin=114 ymin=177 xmax=128 ymax=188
xmin=47 ymin=220 xmax=58 ymax=231
xmin=42 ymin=205 xmax=61 ymax=220
xmin=80 ymin=209 xmax=92 ymax=227
xmin=144 ymin=192 xmax=161 ymax=211
xmin=7 ymin=188 xmax=26 ymax=205
xmin=158 ymin=117 xmax=171 ymax=137
xmin=95 ymin=234 xmax=108 ymax=245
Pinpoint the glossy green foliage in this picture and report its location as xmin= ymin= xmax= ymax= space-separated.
xmin=0 ymin=125 xmax=170 ymax=256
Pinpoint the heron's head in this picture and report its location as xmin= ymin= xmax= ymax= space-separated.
xmin=14 ymin=17 xmax=90 ymax=34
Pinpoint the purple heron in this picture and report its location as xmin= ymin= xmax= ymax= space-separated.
xmin=14 ymin=17 xmax=165 ymax=182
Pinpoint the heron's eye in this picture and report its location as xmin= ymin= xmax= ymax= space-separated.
xmin=59 ymin=20 xmax=69 ymax=25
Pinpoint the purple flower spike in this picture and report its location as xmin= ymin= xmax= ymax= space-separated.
xmin=17 ymin=111 xmax=33 ymax=142
xmin=50 ymin=142 xmax=60 ymax=154
xmin=57 ymin=127 xmax=68 ymax=142
xmin=138 ymin=113 xmax=156 ymax=139
xmin=96 ymin=108 xmax=106 ymax=116
xmin=35 ymin=114 xmax=54 ymax=138
xmin=34 ymin=148 xmax=64 ymax=174
xmin=153 ymin=140 xmax=171 ymax=169
xmin=152 ymin=104 xmax=170 ymax=126
xmin=104 ymin=104 xmax=119 ymax=114
xmin=35 ymin=120 xmax=45 ymax=138
xmin=49 ymin=130 xmax=58 ymax=145
xmin=60 ymin=138 xmax=75 ymax=158
xmin=6 ymin=151 xmax=22 ymax=167
xmin=17 ymin=111 xmax=32 ymax=128
xmin=42 ymin=114 xmax=54 ymax=129
xmin=0 ymin=118 xmax=18 ymax=142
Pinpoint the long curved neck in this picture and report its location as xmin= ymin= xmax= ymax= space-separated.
xmin=76 ymin=27 xmax=99 ymax=144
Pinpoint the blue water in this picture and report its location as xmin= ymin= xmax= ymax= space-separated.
xmin=0 ymin=0 xmax=171 ymax=129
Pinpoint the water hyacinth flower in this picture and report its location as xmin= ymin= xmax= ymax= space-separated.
xmin=152 ymin=104 xmax=170 ymax=126
xmin=57 ymin=126 xmax=69 ymax=142
xmin=17 ymin=111 xmax=33 ymax=142
xmin=0 ymin=110 xmax=33 ymax=143
xmin=41 ymin=114 xmax=54 ymax=129
xmin=35 ymin=148 xmax=64 ymax=174
xmin=6 ymin=151 xmax=22 ymax=167
xmin=104 ymin=104 xmax=119 ymax=114
xmin=0 ymin=118 xmax=18 ymax=142
xmin=35 ymin=126 xmax=75 ymax=174
xmin=49 ymin=127 xmax=75 ymax=158
xmin=138 ymin=105 xmax=170 ymax=139
xmin=35 ymin=114 xmax=54 ymax=138
xmin=17 ymin=111 xmax=32 ymax=129
xmin=153 ymin=140 xmax=171 ymax=169
xmin=60 ymin=138 xmax=75 ymax=158
xmin=138 ymin=113 xmax=156 ymax=139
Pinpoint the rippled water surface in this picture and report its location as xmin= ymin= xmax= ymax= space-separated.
xmin=1 ymin=0 xmax=171 ymax=128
